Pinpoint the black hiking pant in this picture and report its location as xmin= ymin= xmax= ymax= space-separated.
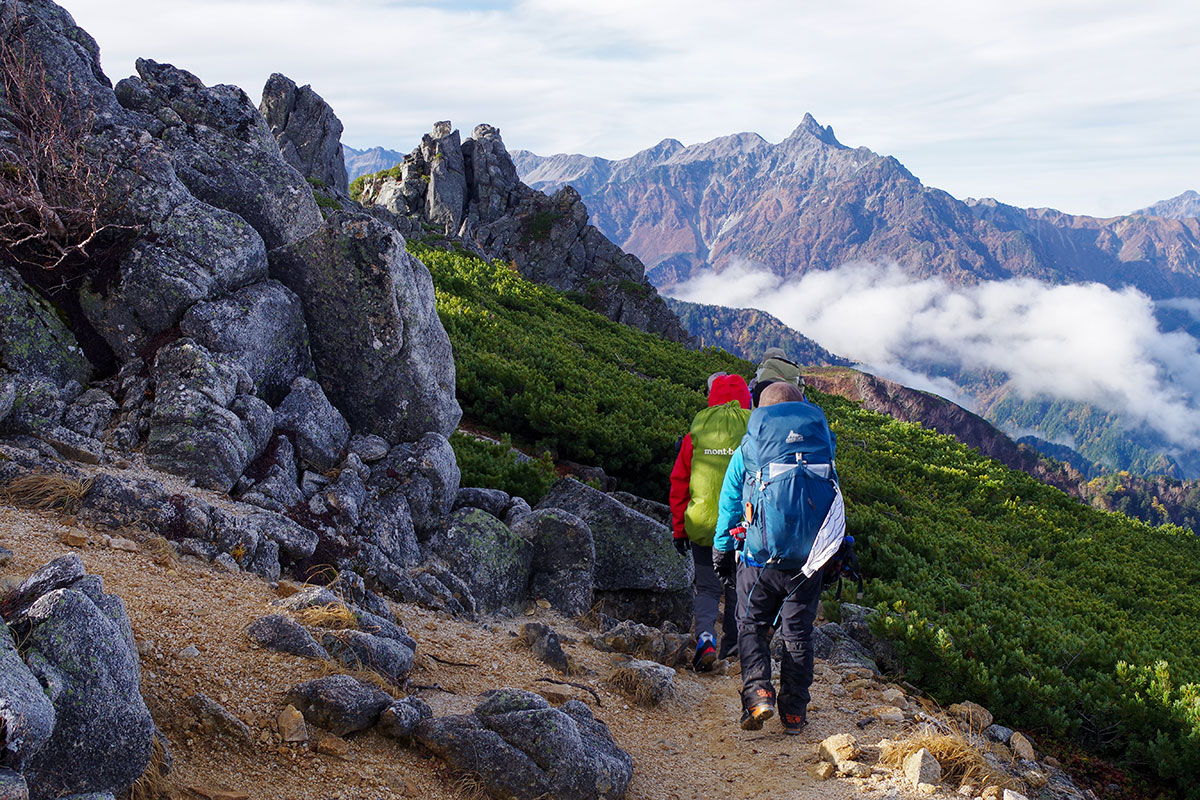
xmin=736 ymin=563 xmax=823 ymax=722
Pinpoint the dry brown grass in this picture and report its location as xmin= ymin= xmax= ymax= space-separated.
xmin=2 ymin=473 xmax=92 ymax=512
xmin=294 ymin=602 xmax=357 ymax=630
xmin=129 ymin=730 xmax=177 ymax=800
xmin=314 ymin=659 xmax=399 ymax=694
xmin=879 ymin=723 xmax=1016 ymax=790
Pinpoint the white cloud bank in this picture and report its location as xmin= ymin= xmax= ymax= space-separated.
xmin=669 ymin=262 xmax=1200 ymax=451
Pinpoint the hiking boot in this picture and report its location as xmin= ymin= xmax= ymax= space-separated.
xmin=693 ymin=635 xmax=717 ymax=672
xmin=739 ymin=701 xmax=775 ymax=731
xmin=781 ymin=712 xmax=807 ymax=735
xmin=740 ymin=688 xmax=776 ymax=730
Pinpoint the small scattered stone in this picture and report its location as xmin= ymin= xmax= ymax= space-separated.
xmin=881 ymin=687 xmax=906 ymax=704
xmin=829 ymin=684 xmax=847 ymax=697
xmin=981 ymin=786 xmax=1004 ymax=800
xmin=63 ymin=529 xmax=88 ymax=548
xmin=903 ymin=747 xmax=942 ymax=787
xmin=606 ymin=659 xmax=676 ymax=706
xmin=277 ymin=705 xmax=307 ymax=743
xmin=917 ymin=783 xmax=939 ymax=795
xmin=0 ymin=545 xmax=12 ymax=567
xmin=819 ymin=733 xmax=859 ymax=764
xmin=108 ymin=536 xmax=139 ymax=552
xmin=808 ymin=762 xmax=836 ymax=780
xmin=1003 ymin=791 xmax=1030 ymax=800
xmin=1023 ymin=769 xmax=1048 ymax=788
xmin=316 ymin=734 xmax=350 ymax=758
xmin=188 ymin=693 xmax=253 ymax=746
xmin=874 ymin=705 xmax=905 ymax=723
xmin=1009 ymin=731 xmax=1036 ymax=761
xmin=837 ymin=760 xmax=871 ymax=778
xmin=177 ymin=645 xmax=200 ymax=660
xmin=983 ymin=723 xmax=1014 ymax=744
xmin=948 ymin=700 xmax=994 ymax=732
xmin=214 ymin=553 xmax=241 ymax=572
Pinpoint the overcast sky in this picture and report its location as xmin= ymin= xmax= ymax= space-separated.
xmin=66 ymin=0 xmax=1198 ymax=217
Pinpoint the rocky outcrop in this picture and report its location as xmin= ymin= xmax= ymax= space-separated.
xmin=259 ymin=73 xmax=349 ymax=196
xmin=284 ymin=675 xmax=392 ymax=737
xmin=415 ymin=689 xmax=633 ymax=800
xmin=144 ymin=339 xmax=272 ymax=492
xmin=432 ymin=509 xmax=532 ymax=613
xmin=2 ymin=556 xmax=155 ymax=800
xmin=357 ymin=123 xmax=689 ymax=344
xmin=512 ymin=509 xmax=594 ymax=617
xmin=179 ymin=280 xmax=313 ymax=406
xmin=536 ymin=479 xmax=692 ymax=628
xmin=269 ymin=211 xmax=461 ymax=442
xmin=0 ymin=267 xmax=92 ymax=389
xmin=116 ymin=59 xmax=322 ymax=251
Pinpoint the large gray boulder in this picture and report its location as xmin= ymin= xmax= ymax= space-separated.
xmin=415 ymin=689 xmax=633 ymax=800
xmin=115 ymin=58 xmax=322 ymax=250
xmin=537 ymin=479 xmax=692 ymax=628
xmin=144 ymin=339 xmax=271 ymax=492
xmin=369 ymin=434 xmax=460 ymax=538
xmin=180 ymin=280 xmax=313 ymax=405
xmin=0 ymin=621 xmax=55 ymax=772
xmin=320 ymin=629 xmax=414 ymax=685
xmin=0 ymin=267 xmax=91 ymax=388
xmin=268 ymin=211 xmax=461 ymax=442
xmin=259 ymin=73 xmax=349 ymax=196
xmin=273 ymin=377 xmax=349 ymax=471
xmin=13 ymin=571 xmax=154 ymax=800
xmin=284 ymin=675 xmax=392 ymax=737
xmin=432 ymin=509 xmax=532 ymax=613
xmin=512 ymin=509 xmax=595 ymax=617
xmin=356 ymin=489 xmax=421 ymax=568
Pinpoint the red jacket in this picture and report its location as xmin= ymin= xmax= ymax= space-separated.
xmin=669 ymin=374 xmax=752 ymax=540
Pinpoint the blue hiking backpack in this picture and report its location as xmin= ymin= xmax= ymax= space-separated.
xmin=740 ymin=400 xmax=846 ymax=575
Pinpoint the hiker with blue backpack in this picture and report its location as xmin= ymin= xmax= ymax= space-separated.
xmin=670 ymin=372 xmax=753 ymax=671
xmin=712 ymin=380 xmax=847 ymax=734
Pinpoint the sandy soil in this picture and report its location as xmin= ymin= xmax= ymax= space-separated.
xmin=1 ymin=503 xmax=940 ymax=800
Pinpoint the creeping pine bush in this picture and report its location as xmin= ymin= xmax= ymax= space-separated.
xmin=412 ymin=243 xmax=747 ymax=496
xmin=414 ymin=239 xmax=1200 ymax=794
xmin=450 ymin=432 xmax=557 ymax=505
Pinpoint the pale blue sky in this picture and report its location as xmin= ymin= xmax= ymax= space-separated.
xmin=66 ymin=0 xmax=1200 ymax=217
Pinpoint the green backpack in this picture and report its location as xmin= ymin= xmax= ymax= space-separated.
xmin=685 ymin=401 xmax=751 ymax=546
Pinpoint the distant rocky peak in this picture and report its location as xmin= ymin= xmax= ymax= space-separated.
xmin=785 ymin=112 xmax=843 ymax=148
xmin=1135 ymin=189 xmax=1200 ymax=219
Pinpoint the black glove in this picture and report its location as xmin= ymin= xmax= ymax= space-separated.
xmin=673 ymin=537 xmax=691 ymax=556
xmin=713 ymin=548 xmax=736 ymax=590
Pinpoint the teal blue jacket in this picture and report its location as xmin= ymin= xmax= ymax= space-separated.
xmin=713 ymin=446 xmax=746 ymax=553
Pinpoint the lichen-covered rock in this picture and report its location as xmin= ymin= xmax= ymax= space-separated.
xmin=1 ymin=377 xmax=65 ymax=436
xmin=838 ymin=602 xmax=901 ymax=673
xmin=0 ymin=374 xmax=14 ymax=426
xmin=180 ymin=280 xmax=313 ymax=405
xmin=246 ymin=614 xmax=328 ymax=660
xmin=0 ymin=266 xmax=91 ymax=388
xmin=356 ymin=489 xmax=420 ymax=568
xmin=320 ymin=630 xmax=414 ymax=685
xmin=588 ymin=616 xmax=692 ymax=668
xmin=259 ymin=73 xmax=349 ymax=196
xmin=433 ymin=508 xmax=532 ymax=613
xmin=0 ymin=620 xmax=55 ymax=772
xmin=268 ymin=212 xmax=461 ymax=442
xmin=274 ymin=377 xmax=349 ymax=471
xmin=117 ymin=58 xmax=322 ymax=251
xmin=0 ymin=768 xmax=28 ymax=800
xmin=62 ymin=390 xmax=118 ymax=440
xmin=537 ymin=479 xmax=692 ymax=627
xmin=144 ymin=339 xmax=269 ymax=492
xmin=284 ymin=675 xmax=392 ymax=736
xmin=15 ymin=576 xmax=154 ymax=800
xmin=377 ymin=696 xmax=432 ymax=739
xmin=512 ymin=509 xmax=594 ymax=617
xmin=453 ymin=487 xmax=511 ymax=519
xmin=370 ymin=434 xmax=460 ymax=538
xmin=349 ymin=433 xmax=389 ymax=463
xmin=414 ymin=689 xmax=633 ymax=800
